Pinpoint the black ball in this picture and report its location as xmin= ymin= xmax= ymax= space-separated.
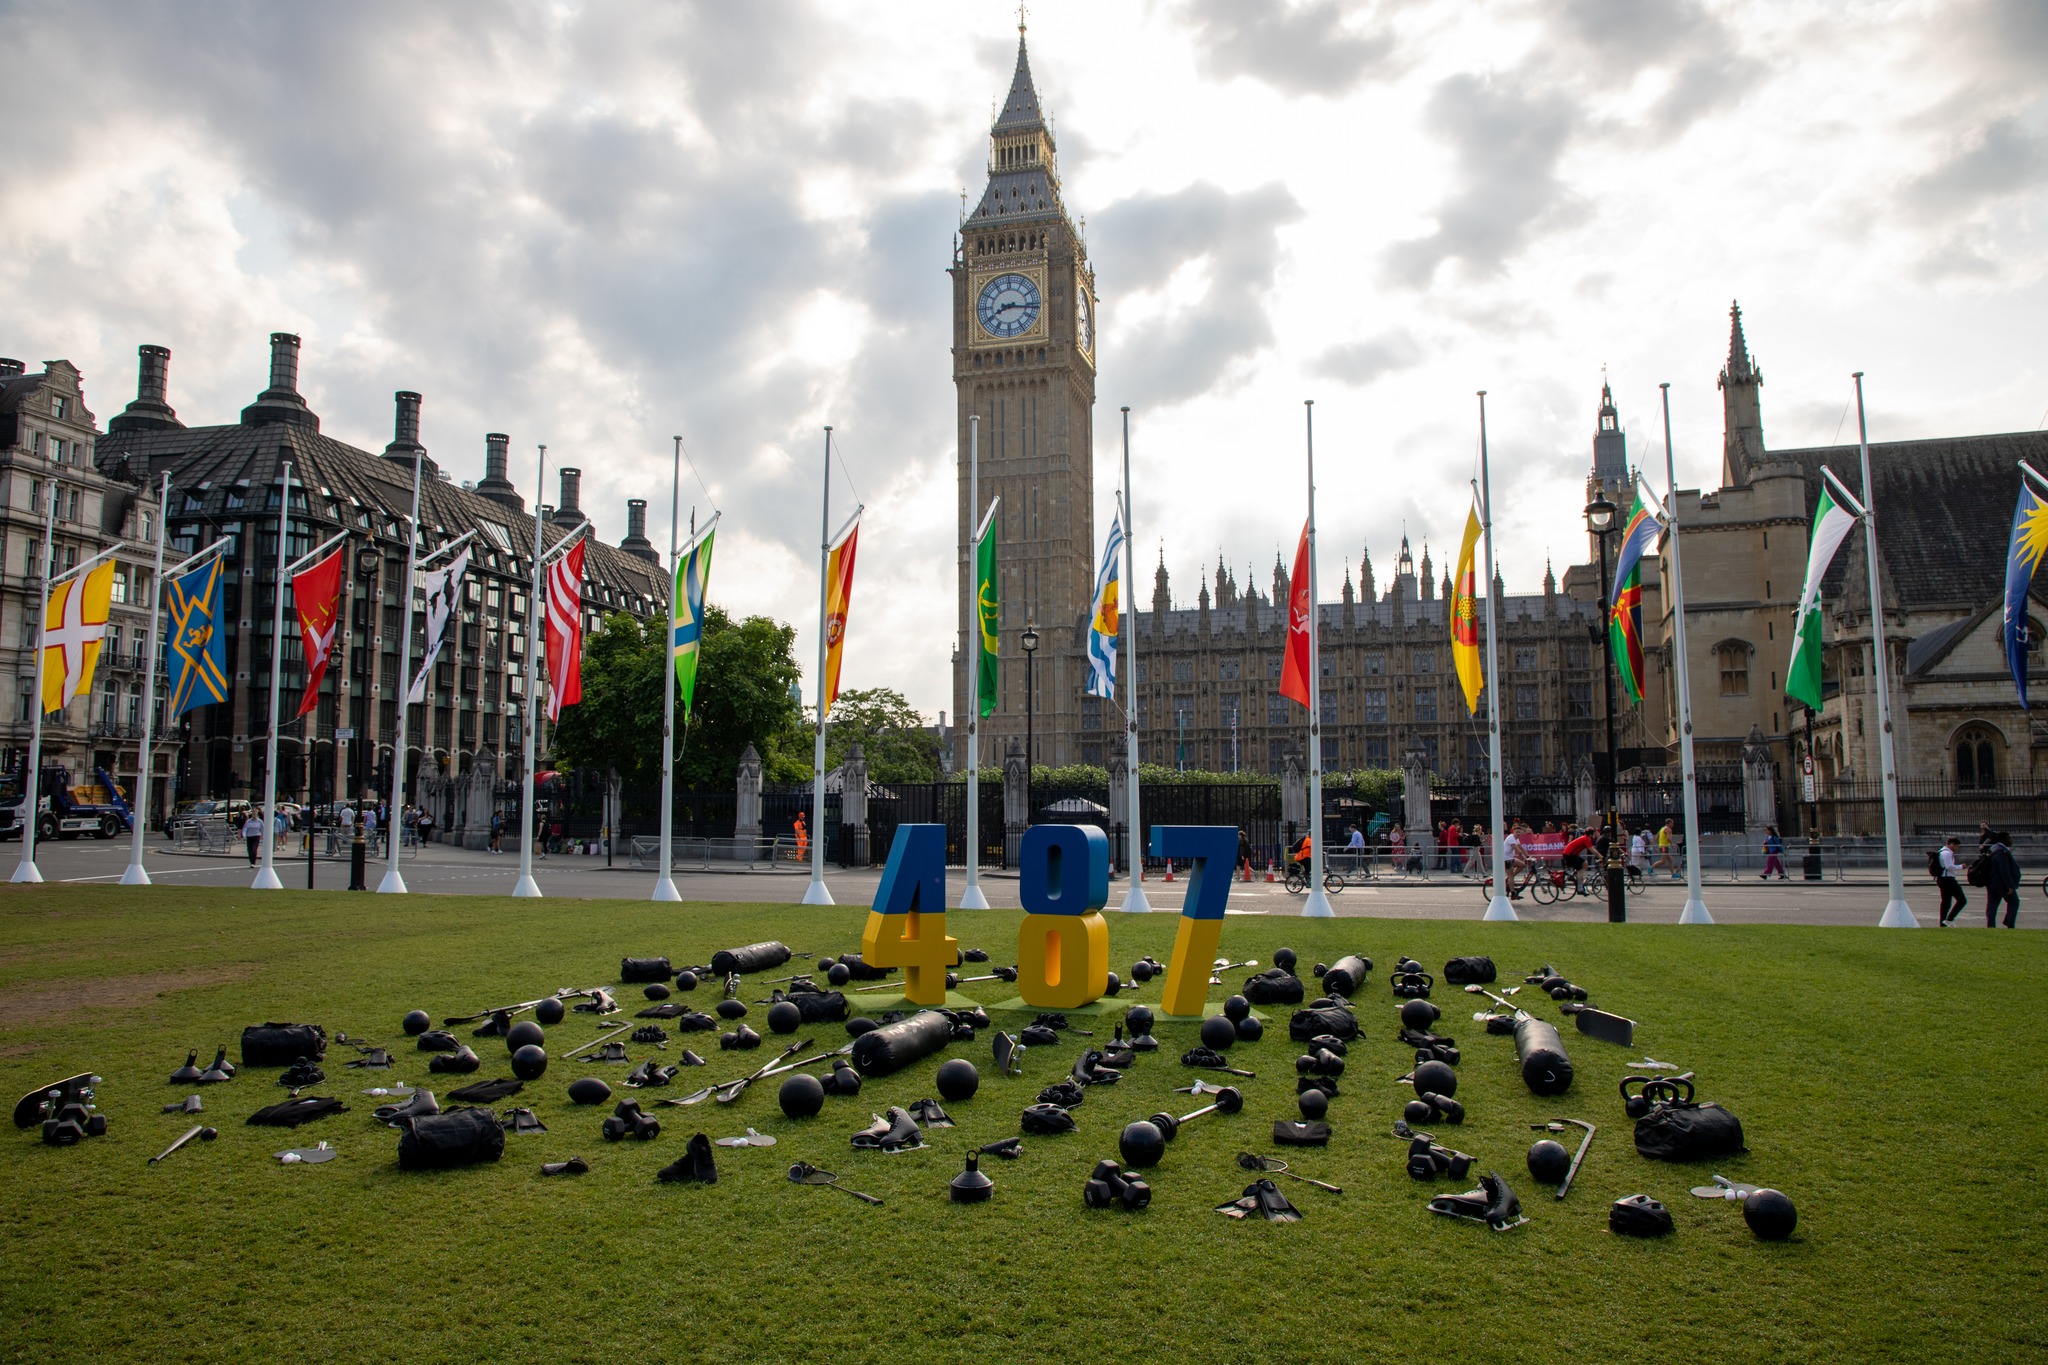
xmin=511 ymin=1044 xmax=548 ymax=1081
xmin=643 ymin=982 xmax=671 ymax=1001
xmin=1526 ymin=1138 xmax=1571 ymax=1183
xmin=1411 ymin=1059 xmax=1458 ymax=1099
xmin=715 ymin=998 xmax=748 ymax=1021
xmin=199 ymin=1126 xmax=218 ymax=1141
xmin=534 ymin=998 xmax=566 ymax=1025
xmin=504 ymin=1020 xmax=545 ymax=1053
xmin=1312 ymin=962 xmax=1328 ymax=978
xmin=1199 ymin=1015 xmax=1238 ymax=1050
xmin=674 ymin=970 xmax=698 ymax=991
xmin=845 ymin=1016 xmax=878 ymax=1037
xmin=1131 ymin=960 xmax=1153 ymax=983
xmin=1118 ymin=1119 xmax=1167 ymax=1169
xmin=778 ymin=1073 xmax=825 ymax=1119
xmin=826 ymin=963 xmax=851 ymax=987
xmin=1124 ymin=1005 xmax=1155 ymax=1034
xmin=815 ymin=957 xmax=837 ymax=971
xmin=1273 ymin=947 xmax=1297 ymax=973
xmin=936 ymin=1058 xmax=980 ymax=1102
xmin=1404 ymin=1098 xmax=1436 ymax=1125
xmin=1399 ymin=998 xmax=1441 ymax=1032
xmin=1223 ymin=994 xmax=1251 ymax=1023
xmin=1743 ymin=1188 xmax=1797 ymax=1240
xmin=1297 ymin=1088 xmax=1328 ymax=1121
xmin=766 ymin=1001 xmax=803 ymax=1035
xmin=1235 ymin=1016 xmax=1264 ymax=1043
xmin=401 ymin=1009 xmax=430 ymax=1036
xmin=566 ymin=1077 xmax=611 ymax=1105
xmin=1102 ymin=972 xmax=1123 ymax=997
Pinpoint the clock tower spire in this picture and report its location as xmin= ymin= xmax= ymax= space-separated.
xmin=952 ymin=25 xmax=1097 ymax=773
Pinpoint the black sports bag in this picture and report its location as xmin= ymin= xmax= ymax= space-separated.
xmin=1634 ymin=1099 xmax=1747 ymax=1161
xmin=1443 ymin=956 xmax=1496 ymax=985
xmin=1288 ymin=1006 xmax=1359 ymax=1043
xmin=397 ymin=1107 xmax=507 ymax=1170
xmin=620 ymin=957 xmax=672 ymax=982
xmin=1242 ymin=969 xmax=1305 ymax=1006
xmin=241 ymin=1022 xmax=328 ymax=1066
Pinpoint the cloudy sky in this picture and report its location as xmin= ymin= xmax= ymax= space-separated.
xmin=3 ymin=0 xmax=2043 ymax=718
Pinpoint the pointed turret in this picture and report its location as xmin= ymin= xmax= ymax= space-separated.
xmin=1361 ymin=543 xmax=1376 ymax=602
xmin=1420 ymin=543 xmax=1434 ymax=599
xmin=1718 ymin=300 xmax=1767 ymax=487
xmin=1592 ymin=372 xmax=1628 ymax=486
xmin=968 ymin=24 xmax=1063 ymax=224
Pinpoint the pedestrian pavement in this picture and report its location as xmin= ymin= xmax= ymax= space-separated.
xmin=7 ymin=834 xmax=2036 ymax=928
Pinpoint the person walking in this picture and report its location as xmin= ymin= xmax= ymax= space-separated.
xmin=793 ymin=812 xmax=809 ymax=864
xmin=1655 ymin=819 xmax=1680 ymax=879
xmin=1760 ymin=825 xmax=1787 ymax=880
xmin=363 ymin=804 xmax=379 ymax=855
xmin=1982 ymin=834 xmax=2022 ymax=928
xmin=241 ymin=810 xmax=263 ymax=865
xmin=1934 ymin=836 xmax=1969 ymax=925
xmin=489 ymin=810 xmax=503 ymax=854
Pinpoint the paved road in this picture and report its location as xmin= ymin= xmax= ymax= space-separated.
xmin=8 ymin=833 xmax=2037 ymax=927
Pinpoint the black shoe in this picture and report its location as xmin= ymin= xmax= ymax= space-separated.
xmin=657 ymin=1133 xmax=717 ymax=1184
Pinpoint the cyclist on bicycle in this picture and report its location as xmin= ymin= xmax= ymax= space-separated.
xmin=1560 ymin=826 xmax=1594 ymax=876
xmin=1289 ymin=833 xmax=1312 ymax=872
xmin=1502 ymin=823 xmax=1533 ymax=899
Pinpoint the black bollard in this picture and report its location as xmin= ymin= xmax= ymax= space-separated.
xmin=349 ymin=816 xmax=367 ymax=892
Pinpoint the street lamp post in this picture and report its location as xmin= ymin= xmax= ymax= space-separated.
xmin=1585 ymin=493 xmax=1626 ymax=924
xmin=1021 ymin=621 xmax=1039 ymax=822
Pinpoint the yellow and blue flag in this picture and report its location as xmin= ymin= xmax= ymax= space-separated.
xmin=166 ymin=555 xmax=229 ymax=716
xmin=674 ymin=524 xmax=715 ymax=720
xmin=2004 ymin=481 xmax=2048 ymax=708
xmin=1085 ymin=506 xmax=1123 ymax=699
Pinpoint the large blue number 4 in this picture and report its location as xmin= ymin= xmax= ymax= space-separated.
xmin=860 ymin=824 xmax=956 ymax=1005
xmin=1150 ymin=825 xmax=1237 ymax=1016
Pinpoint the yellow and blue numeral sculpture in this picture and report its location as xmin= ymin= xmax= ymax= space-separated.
xmin=860 ymin=824 xmax=957 ymax=1006
xmin=1015 ymin=824 xmax=1110 ymax=1008
xmin=1153 ymin=826 xmax=1237 ymax=1017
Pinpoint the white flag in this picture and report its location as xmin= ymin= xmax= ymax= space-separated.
xmin=407 ymin=548 xmax=471 ymax=705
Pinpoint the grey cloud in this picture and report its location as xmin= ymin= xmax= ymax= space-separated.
xmin=1905 ymin=115 xmax=2048 ymax=220
xmin=1310 ymin=331 xmax=1423 ymax=385
xmin=1180 ymin=0 xmax=1399 ymax=97
xmin=1384 ymin=72 xmax=1583 ymax=286
xmin=1547 ymin=0 xmax=1765 ymax=139
xmin=1089 ymin=180 xmax=1303 ymax=406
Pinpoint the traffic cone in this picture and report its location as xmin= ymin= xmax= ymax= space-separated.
xmin=1265 ymin=859 xmax=1277 ymax=882
xmin=1240 ymin=858 xmax=1252 ymax=883
xmin=1163 ymin=860 xmax=1175 ymax=882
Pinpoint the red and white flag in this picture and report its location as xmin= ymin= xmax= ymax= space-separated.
xmin=1278 ymin=519 xmax=1313 ymax=708
xmin=291 ymin=543 xmax=346 ymax=720
xmin=543 ymin=538 xmax=586 ymax=722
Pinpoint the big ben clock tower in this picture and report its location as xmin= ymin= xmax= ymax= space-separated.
xmin=952 ymin=22 xmax=1097 ymax=772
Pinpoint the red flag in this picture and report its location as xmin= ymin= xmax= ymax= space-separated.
xmin=822 ymin=522 xmax=859 ymax=718
xmin=291 ymin=543 xmax=345 ymax=720
xmin=1279 ymin=520 xmax=1312 ymax=708
xmin=544 ymin=539 xmax=585 ymax=722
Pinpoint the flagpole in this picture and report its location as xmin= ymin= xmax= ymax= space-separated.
xmin=1657 ymin=386 xmax=1712 ymax=924
xmin=253 ymin=461 xmax=294 ymax=889
xmin=654 ymin=436 xmax=683 ymax=902
xmin=1478 ymin=392 xmax=1515 ymax=921
xmin=121 ymin=473 xmax=173 ymax=886
xmin=1301 ymin=401 xmax=1334 ymax=919
xmin=961 ymin=415 xmax=991 ymax=910
xmin=802 ymin=427 xmax=835 ymax=907
xmin=1853 ymin=374 xmax=1914 ymax=927
xmin=1119 ymin=406 xmax=1150 ymax=912
xmin=11 ymin=481 xmax=60 ymax=884
xmin=514 ymin=445 xmax=547 ymax=898
xmin=379 ymin=449 xmax=425 ymax=894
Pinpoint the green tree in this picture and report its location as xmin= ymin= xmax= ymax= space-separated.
xmin=823 ymin=687 xmax=942 ymax=784
xmin=550 ymin=605 xmax=806 ymax=789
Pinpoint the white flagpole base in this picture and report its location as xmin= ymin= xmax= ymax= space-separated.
xmin=1678 ymin=898 xmax=1713 ymax=925
xmin=512 ymin=875 xmax=541 ymax=899
xmin=251 ymin=866 xmax=284 ymax=890
xmin=377 ymin=868 xmax=408 ymax=894
xmin=651 ymin=877 xmax=682 ymax=902
xmin=12 ymin=860 xmax=43 ymax=884
xmin=800 ymin=878 xmax=835 ymax=906
xmin=1878 ymin=900 xmax=1919 ymax=928
xmin=1302 ymin=888 xmax=1335 ymax=918
xmin=120 ymin=863 xmax=151 ymax=886
xmin=959 ymin=879 xmax=992 ymax=911
xmin=1483 ymin=895 xmax=1518 ymax=921
xmin=1118 ymin=883 xmax=1152 ymax=913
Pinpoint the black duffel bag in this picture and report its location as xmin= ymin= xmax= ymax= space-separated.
xmin=397 ymin=1107 xmax=506 ymax=1171
xmin=1443 ymin=956 xmax=1496 ymax=985
xmin=1242 ymin=969 xmax=1305 ymax=1006
xmin=1288 ymin=1006 xmax=1359 ymax=1043
xmin=832 ymin=952 xmax=893 ymax=982
xmin=620 ymin=956 xmax=672 ymax=983
xmin=241 ymin=1022 xmax=327 ymax=1067
xmin=710 ymin=941 xmax=791 ymax=976
xmin=1633 ymin=1085 xmax=1747 ymax=1162
xmin=774 ymin=989 xmax=849 ymax=1024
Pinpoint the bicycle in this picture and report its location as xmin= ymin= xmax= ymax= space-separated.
xmin=1527 ymin=863 xmax=1582 ymax=904
xmin=1283 ymin=861 xmax=1344 ymax=896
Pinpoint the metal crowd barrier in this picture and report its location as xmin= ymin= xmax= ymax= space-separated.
xmin=627 ymin=835 xmax=803 ymax=873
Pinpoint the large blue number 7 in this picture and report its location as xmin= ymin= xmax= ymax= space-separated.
xmin=1150 ymin=825 xmax=1237 ymax=1016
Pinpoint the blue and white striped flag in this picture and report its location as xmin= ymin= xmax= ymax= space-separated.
xmin=1085 ymin=506 xmax=1124 ymax=699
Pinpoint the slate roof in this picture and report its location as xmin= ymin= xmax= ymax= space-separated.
xmin=969 ymin=33 xmax=1065 ymax=225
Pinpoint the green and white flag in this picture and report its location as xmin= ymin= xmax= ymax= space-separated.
xmin=1785 ymin=485 xmax=1859 ymax=712
xmin=974 ymin=498 xmax=1000 ymax=719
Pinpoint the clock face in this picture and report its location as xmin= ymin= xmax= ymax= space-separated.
xmin=1075 ymin=285 xmax=1094 ymax=355
xmin=977 ymin=273 xmax=1041 ymax=338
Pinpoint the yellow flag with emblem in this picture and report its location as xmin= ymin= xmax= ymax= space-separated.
xmin=43 ymin=560 xmax=116 ymax=714
xmin=1451 ymin=502 xmax=1484 ymax=715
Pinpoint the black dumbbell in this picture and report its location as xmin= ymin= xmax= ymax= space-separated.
xmin=1405 ymin=1135 xmax=1474 ymax=1181
xmin=1082 ymin=1158 xmax=1152 ymax=1211
xmin=1144 ymin=1085 xmax=1244 ymax=1143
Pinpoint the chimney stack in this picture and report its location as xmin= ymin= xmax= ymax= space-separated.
xmin=553 ymin=467 xmax=583 ymax=527
xmin=620 ymin=497 xmax=658 ymax=563
xmin=0 ymin=359 xmax=24 ymax=378
xmin=239 ymin=331 xmax=320 ymax=430
xmin=379 ymin=390 xmax=436 ymax=475
xmin=475 ymin=432 xmax=523 ymax=511
xmin=110 ymin=344 xmax=185 ymax=434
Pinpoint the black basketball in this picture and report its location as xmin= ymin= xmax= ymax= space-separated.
xmin=1297 ymin=1087 xmax=1328 ymax=1121
xmin=1235 ymin=1016 xmax=1264 ymax=1043
xmin=1199 ymin=1015 xmax=1238 ymax=1050
xmin=1743 ymin=1188 xmax=1797 ymax=1241
xmin=674 ymin=970 xmax=699 ymax=991
xmin=511 ymin=1044 xmax=548 ymax=1081
xmin=1118 ymin=1119 xmax=1167 ymax=1169
xmin=766 ymin=1001 xmax=803 ymax=1035
xmin=1411 ymin=1060 xmax=1457 ymax=1100
xmin=534 ymin=998 xmax=566 ymax=1025
xmin=1223 ymin=995 xmax=1251 ymax=1023
xmin=401 ymin=1009 xmax=431 ymax=1036
xmin=826 ymin=963 xmax=851 ymax=987
xmin=504 ymin=1020 xmax=545 ymax=1053
xmin=936 ymin=1058 xmax=980 ymax=1102
xmin=778 ymin=1073 xmax=826 ymax=1119
xmin=1526 ymin=1138 xmax=1570 ymax=1184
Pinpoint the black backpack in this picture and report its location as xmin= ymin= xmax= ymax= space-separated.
xmin=1968 ymin=854 xmax=1992 ymax=887
xmin=1926 ymin=850 xmax=1943 ymax=878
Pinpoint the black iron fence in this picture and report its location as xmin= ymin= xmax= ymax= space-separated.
xmin=1813 ymin=777 xmax=2048 ymax=836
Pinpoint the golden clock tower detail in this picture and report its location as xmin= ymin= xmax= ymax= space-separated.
xmin=951 ymin=23 xmax=1097 ymax=773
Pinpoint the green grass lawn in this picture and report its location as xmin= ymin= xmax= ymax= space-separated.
xmin=0 ymin=885 xmax=2041 ymax=1364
